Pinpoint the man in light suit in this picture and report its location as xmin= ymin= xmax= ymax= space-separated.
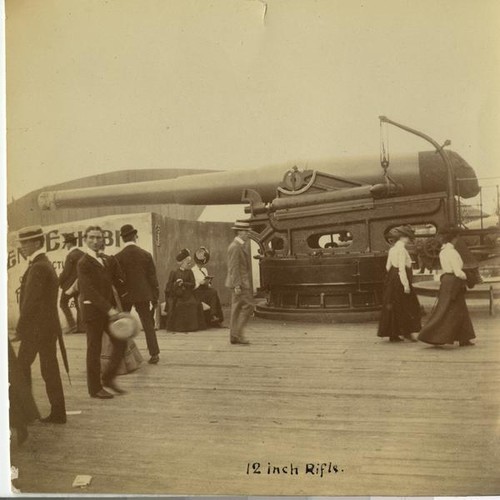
xmin=115 ymin=224 xmax=160 ymax=364
xmin=16 ymin=226 xmax=67 ymax=423
xmin=58 ymin=232 xmax=85 ymax=333
xmin=225 ymin=221 xmax=254 ymax=345
xmin=77 ymin=226 xmax=129 ymax=399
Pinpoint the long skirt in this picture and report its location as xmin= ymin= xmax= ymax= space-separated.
xmin=193 ymin=285 xmax=224 ymax=325
xmin=418 ymin=274 xmax=475 ymax=345
xmin=377 ymin=267 xmax=422 ymax=338
xmin=101 ymin=335 xmax=143 ymax=376
xmin=166 ymin=295 xmax=207 ymax=332
xmin=8 ymin=342 xmax=40 ymax=430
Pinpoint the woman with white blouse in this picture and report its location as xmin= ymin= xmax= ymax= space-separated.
xmin=418 ymin=227 xmax=475 ymax=346
xmin=377 ymin=225 xmax=422 ymax=342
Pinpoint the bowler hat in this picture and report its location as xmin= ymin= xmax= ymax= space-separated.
xmin=231 ymin=220 xmax=251 ymax=231
xmin=62 ymin=232 xmax=78 ymax=245
xmin=17 ymin=225 xmax=45 ymax=242
xmin=176 ymin=248 xmax=191 ymax=262
xmin=120 ymin=224 xmax=138 ymax=238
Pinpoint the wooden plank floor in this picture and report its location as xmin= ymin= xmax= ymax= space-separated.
xmin=10 ymin=312 xmax=500 ymax=495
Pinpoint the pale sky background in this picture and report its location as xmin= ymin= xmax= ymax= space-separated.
xmin=5 ymin=0 xmax=500 ymax=200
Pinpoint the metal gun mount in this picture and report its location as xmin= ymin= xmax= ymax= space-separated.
xmin=37 ymin=117 xmax=491 ymax=320
xmin=240 ymin=164 xmax=456 ymax=320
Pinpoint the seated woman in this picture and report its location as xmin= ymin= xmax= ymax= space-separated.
xmin=165 ymin=249 xmax=207 ymax=332
xmin=192 ymin=247 xmax=224 ymax=327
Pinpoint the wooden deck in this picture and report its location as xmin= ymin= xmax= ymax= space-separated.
xmin=10 ymin=312 xmax=500 ymax=495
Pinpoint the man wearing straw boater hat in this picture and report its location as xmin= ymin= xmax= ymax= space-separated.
xmin=115 ymin=224 xmax=160 ymax=364
xmin=77 ymin=226 xmax=129 ymax=399
xmin=225 ymin=220 xmax=254 ymax=345
xmin=16 ymin=226 xmax=67 ymax=424
xmin=58 ymin=232 xmax=85 ymax=333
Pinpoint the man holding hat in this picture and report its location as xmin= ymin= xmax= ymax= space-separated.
xmin=77 ymin=225 xmax=129 ymax=399
xmin=58 ymin=232 xmax=85 ymax=333
xmin=225 ymin=221 xmax=254 ymax=345
xmin=16 ymin=226 xmax=67 ymax=423
xmin=115 ymin=224 xmax=160 ymax=364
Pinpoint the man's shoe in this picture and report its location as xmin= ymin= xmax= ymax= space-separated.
xmin=40 ymin=413 xmax=67 ymax=424
xmin=91 ymin=388 xmax=114 ymax=399
xmin=148 ymin=355 xmax=160 ymax=364
xmin=230 ymin=338 xmax=250 ymax=345
xmin=103 ymin=380 xmax=127 ymax=395
xmin=389 ymin=336 xmax=404 ymax=342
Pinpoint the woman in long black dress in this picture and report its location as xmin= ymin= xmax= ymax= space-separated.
xmin=165 ymin=249 xmax=207 ymax=332
xmin=418 ymin=227 xmax=475 ymax=346
xmin=377 ymin=225 xmax=422 ymax=342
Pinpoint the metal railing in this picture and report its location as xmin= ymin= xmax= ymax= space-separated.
xmin=456 ymin=176 xmax=500 ymax=230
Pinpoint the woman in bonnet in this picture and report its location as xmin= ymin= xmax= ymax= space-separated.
xmin=377 ymin=225 xmax=422 ymax=342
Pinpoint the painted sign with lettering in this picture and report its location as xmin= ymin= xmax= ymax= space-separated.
xmin=7 ymin=212 xmax=154 ymax=330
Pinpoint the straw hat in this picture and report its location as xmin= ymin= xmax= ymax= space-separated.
xmin=108 ymin=312 xmax=139 ymax=341
xmin=17 ymin=226 xmax=45 ymax=242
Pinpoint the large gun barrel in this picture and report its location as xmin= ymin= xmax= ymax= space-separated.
xmin=38 ymin=150 xmax=479 ymax=210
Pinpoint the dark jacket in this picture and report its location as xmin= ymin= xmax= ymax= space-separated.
xmin=114 ymin=244 xmax=159 ymax=303
xmin=225 ymin=238 xmax=252 ymax=289
xmin=77 ymin=253 xmax=128 ymax=322
xmin=17 ymin=253 xmax=62 ymax=340
xmin=58 ymin=247 xmax=85 ymax=291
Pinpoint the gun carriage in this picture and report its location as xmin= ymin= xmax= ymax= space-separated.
xmin=38 ymin=117 xmax=498 ymax=320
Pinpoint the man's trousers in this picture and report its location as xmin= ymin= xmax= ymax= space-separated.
xmin=17 ymin=334 xmax=66 ymax=417
xmin=122 ymin=301 xmax=159 ymax=356
xmin=85 ymin=315 xmax=126 ymax=396
xmin=229 ymin=288 xmax=254 ymax=341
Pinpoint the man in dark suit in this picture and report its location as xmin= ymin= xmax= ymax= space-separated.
xmin=16 ymin=226 xmax=66 ymax=423
xmin=77 ymin=226 xmax=129 ymax=399
xmin=115 ymin=224 xmax=160 ymax=364
xmin=58 ymin=232 xmax=85 ymax=333
xmin=225 ymin=221 xmax=254 ymax=345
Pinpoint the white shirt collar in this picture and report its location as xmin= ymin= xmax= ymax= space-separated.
xmin=85 ymin=247 xmax=104 ymax=263
xmin=235 ymin=236 xmax=245 ymax=245
xmin=29 ymin=248 xmax=45 ymax=263
xmin=123 ymin=241 xmax=136 ymax=247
